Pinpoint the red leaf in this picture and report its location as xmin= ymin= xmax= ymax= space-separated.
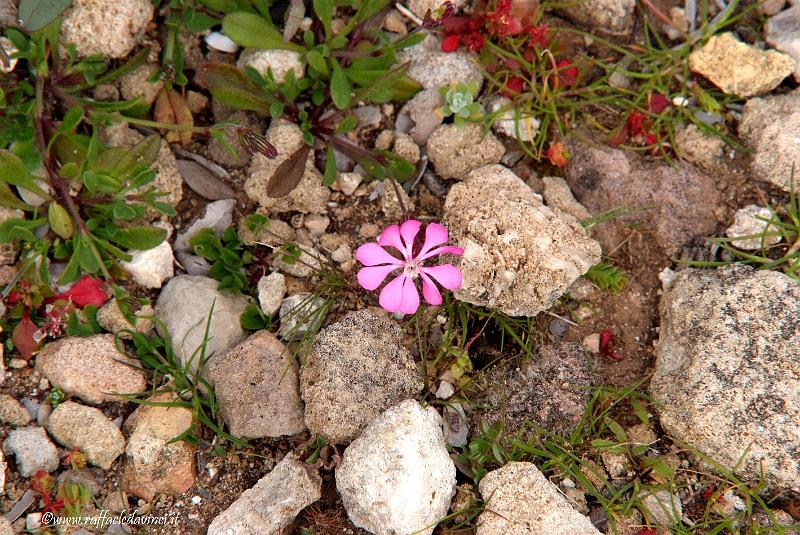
xmin=599 ymin=328 xmax=623 ymax=361
xmin=648 ymin=93 xmax=670 ymax=114
xmin=12 ymin=310 xmax=40 ymax=360
xmin=441 ymin=34 xmax=461 ymax=52
xmin=48 ymin=275 xmax=109 ymax=308
xmin=557 ymin=59 xmax=579 ymax=88
xmin=502 ymin=76 xmax=525 ymax=98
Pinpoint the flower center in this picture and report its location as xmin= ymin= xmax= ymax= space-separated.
xmin=403 ymin=259 xmax=422 ymax=278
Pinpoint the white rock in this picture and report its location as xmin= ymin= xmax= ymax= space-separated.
xmin=336 ymin=400 xmax=456 ymax=535
xmin=336 ymin=172 xmax=364 ymax=195
xmin=238 ymin=49 xmax=304 ymax=84
xmin=398 ymin=35 xmax=483 ymax=90
xmin=490 ymin=96 xmax=540 ymax=143
xmin=46 ymin=401 xmax=126 ymax=470
xmin=765 ymin=4 xmax=800 ymax=82
xmin=257 ymin=272 xmax=286 ymax=316
xmin=174 ymin=199 xmax=236 ymax=253
xmin=2 ymin=427 xmax=59 ymax=477
xmin=435 ymin=381 xmax=455 ymax=399
xmin=122 ymin=240 xmax=175 ymax=289
xmin=0 ymin=449 xmax=5 ymax=496
xmin=725 ymin=205 xmax=782 ymax=250
xmin=60 ymin=0 xmax=153 ymax=59
xmin=205 ymin=32 xmax=239 ymax=54
xmin=277 ymin=294 xmax=325 ymax=341
xmin=208 ymin=453 xmax=321 ymax=535
xmin=638 ymin=489 xmax=683 ymax=528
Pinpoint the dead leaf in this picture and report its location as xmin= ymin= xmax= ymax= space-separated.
xmin=283 ymin=0 xmax=305 ymax=42
xmin=154 ymin=88 xmax=194 ymax=145
xmin=12 ymin=310 xmax=40 ymax=360
xmin=267 ymin=144 xmax=311 ymax=198
xmin=176 ymin=159 xmax=236 ymax=200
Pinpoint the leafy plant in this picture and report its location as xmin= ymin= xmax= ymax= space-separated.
xmin=439 ymin=80 xmax=484 ymax=127
xmin=190 ymin=227 xmax=254 ymax=293
xmin=195 ymin=0 xmax=427 ymax=196
xmin=585 ymin=262 xmax=629 ymax=294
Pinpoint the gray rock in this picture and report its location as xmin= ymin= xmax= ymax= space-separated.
xmin=0 ymin=394 xmax=32 ymax=427
xmin=174 ymin=199 xmax=236 ymax=253
xmin=489 ymin=96 xmax=541 ymax=143
xmin=477 ymin=462 xmax=601 ymax=535
xmin=765 ymin=4 xmax=800 ymax=82
xmin=637 ymin=489 xmax=683 ymax=528
xmin=245 ymin=121 xmax=330 ymax=213
xmin=469 ymin=343 xmax=598 ymax=447
xmin=725 ymin=205 xmax=782 ymax=250
xmin=206 ymin=330 xmax=305 ymax=438
xmin=405 ymin=0 xmax=468 ymax=18
xmin=427 ymin=123 xmax=505 ymax=180
xmin=121 ymin=241 xmax=175 ymax=288
xmin=208 ymin=453 xmax=321 ymax=535
xmin=336 ymin=400 xmax=456 ymax=535
xmin=237 ymin=49 xmax=304 ymax=84
xmin=35 ymin=335 xmax=147 ymax=405
xmin=277 ymin=294 xmax=326 ymax=341
xmin=399 ymin=35 xmax=483 ymax=90
xmin=257 ymin=272 xmax=286 ymax=316
xmin=47 ymin=401 xmax=125 ymax=470
xmin=2 ymin=427 xmax=59 ymax=477
xmin=443 ymin=165 xmax=601 ymax=317
xmin=561 ymin=0 xmax=636 ymax=34
xmin=119 ymin=64 xmax=163 ymax=106
xmin=60 ymin=0 xmax=153 ymax=58
xmin=96 ymin=299 xmax=155 ymax=339
xmin=688 ymin=32 xmax=796 ymax=98
xmin=155 ymin=275 xmax=251 ymax=374
xmin=0 ymin=515 xmax=9 ymax=535
xmin=651 ymin=266 xmax=800 ymax=490
xmin=675 ymin=123 xmax=727 ymax=172
xmin=121 ymin=393 xmax=196 ymax=501
xmin=396 ymin=88 xmax=445 ymax=145
xmin=542 ymin=176 xmax=591 ymax=221
xmin=300 ymin=310 xmax=424 ymax=443
xmin=564 ymin=140 xmax=720 ymax=255
xmin=738 ymin=89 xmax=800 ymax=192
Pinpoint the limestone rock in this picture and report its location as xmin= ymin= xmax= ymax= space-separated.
xmin=688 ymin=32 xmax=796 ymax=97
xmin=207 ymin=453 xmax=321 ymax=535
xmin=35 ymin=335 xmax=147 ymax=405
xmin=0 ymin=394 xmax=32 ymax=427
xmin=60 ymin=0 xmax=153 ymax=59
xmin=651 ymin=266 xmax=800 ymax=490
xmin=300 ymin=310 xmax=424 ymax=443
xmin=206 ymin=330 xmax=305 ymax=438
xmin=561 ymin=0 xmax=636 ymax=34
xmin=121 ymin=241 xmax=175 ymax=289
xmin=96 ymin=299 xmax=155 ymax=339
xmin=2 ymin=427 xmax=59 ymax=477
xmin=399 ymin=35 xmax=483 ymax=90
xmin=765 ymin=4 xmax=800 ymax=82
xmin=542 ymin=176 xmax=591 ymax=221
xmin=726 ymin=205 xmax=782 ymax=250
xmin=237 ymin=49 xmax=304 ymax=84
xmin=47 ymin=401 xmax=125 ymax=470
xmin=336 ymin=400 xmax=456 ymax=535
xmin=477 ymin=462 xmax=601 ymax=535
xmin=427 ymin=123 xmax=505 ymax=180
xmin=257 ymin=272 xmax=286 ymax=316
xmin=443 ymin=164 xmax=601 ymax=316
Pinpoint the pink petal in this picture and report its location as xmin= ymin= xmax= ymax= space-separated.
xmin=418 ymin=245 xmax=465 ymax=261
xmin=358 ymin=265 xmax=400 ymax=290
xmin=420 ymin=272 xmax=443 ymax=305
xmin=399 ymin=219 xmax=422 ymax=256
xmin=378 ymin=224 xmax=407 ymax=257
xmin=379 ymin=274 xmax=407 ymax=312
xmin=417 ymin=222 xmax=449 ymax=258
xmin=356 ymin=243 xmax=403 ymax=267
xmin=399 ymin=276 xmax=421 ymax=314
xmin=420 ymin=264 xmax=462 ymax=289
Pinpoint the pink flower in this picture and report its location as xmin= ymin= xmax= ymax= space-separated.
xmin=356 ymin=220 xmax=464 ymax=314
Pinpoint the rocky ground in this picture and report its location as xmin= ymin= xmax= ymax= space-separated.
xmin=1 ymin=0 xmax=800 ymax=534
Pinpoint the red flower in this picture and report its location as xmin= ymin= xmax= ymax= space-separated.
xmin=441 ymin=34 xmax=461 ymax=52
xmin=464 ymin=32 xmax=486 ymax=52
xmin=545 ymin=142 xmax=569 ymax=167
xmin=502 ymin=76 xmax=525 ymax=97
xmin=648 ymin=93 xmax=670 ymax=114
xmin=627 ymin=110 xmax=647 ymax=137
xmin=599 ymin=329 xmax=623 ymax=361
xmin=486 ymin=0 xmax=524 ymax=37
xmin=557 ymin=59 xmax=578 ymax=88
xmin=505 ymin=58 xmax=522 ymax=70
xmin=527 ymin=23 xmax=549 ymax=48
xmin=47 ymin=275 xmax=109 ymax=308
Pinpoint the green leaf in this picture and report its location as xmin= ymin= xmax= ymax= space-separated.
xmin=342 ymin=0 xmax=392 ymax=35
xmin=323 ymin=145 xmax=337 ymax=187
xmin=330 ymin=60 xmax=352 ymax=110
xmin=0 ymin=217 xmax=45 ymax=242
xmin=305 ymin=50 xmax=329 ymax=76
xmin=111 ymin=136 xmax=160 ymax=182
xmin=48 ymin=202 xmax=74 ymax=239
xmin=184 ymin=9 xmax=220 ymax=32
xmin=18 ymin=0 xmax=71 ymax=31
xmin=108 ymin=226 xmax=167 ymax=250
xmin=195 ymin=62 xmax=271 ymax=112
xmin=76 ymin=235 xmax=101 ymax=274
xmin=0 ymin=181 xmax=32 ymax=211
xmin=57 ymin=107 xmax=84 ymax=133
xmin=313 ymin=0 xmax=333 ymax=39
xmin=222 ymin=12 xmax=304 ymax=51
xmin=0 ymin=150 xmax=51 ymax=199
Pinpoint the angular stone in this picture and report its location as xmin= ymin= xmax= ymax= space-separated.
xmin=444 ymin=164 xmax=601 ymax=316
xmin=2 ymin=427 xmax=59 ymax=477
xmin=765 ymin=4 xmax=800 ymax=82
xmin=427 ymin=123 xmax=505 ymax=180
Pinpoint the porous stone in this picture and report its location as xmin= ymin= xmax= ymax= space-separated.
xmin=428 ymin=123 xmax=505 ymax=180
xmin=443 ymin=164 xmax=601 ymax=316
xmin=257 ymin=272 xmax=286 ymax=316
xmin=336 ymin=400 xmax=456 ymax=535
xmin=155 ymin=275 xmax=251 ymax=373
xmin=237 ymin=212 xmax=295 ymax=246
xmin=237 ymin=49 xmax=304 ymax=84
xmin=46 ymin=401 xmax=125 ymax=470
xmin=300 ymin=310 xmax=424 ymax=444
xmin=651 ymin=266 xmax=800 ymax=490
xmin=2 ymin=427 xmax=59 ymax=477
xmin=542 ymin=176 xmax=591 ymax=221
xmin=726 ymin=205 xmax=782 ymax=250
xmin=765 ymin=4 xmax=800 ymax=82
xmin=477 ymin=462 xmax=601 ymax=534
xmin=119 ymin=64 xmax=163 ymax=106
xmin=207 ymin=453 xmax=321 ymax=535
xmin=206 ymin=331 xmax=305 ymax=438
xmin=272 ymin=244 xmax=323 ymax=278
xmin=121 ymin=393 xmax=196 ymax=501
xmin=0 ymin=394 xmax=32 ymax=427
xmin=564 ymin=140 xmax=720 ymax=255
xmin=398 ymin=35 xmax=483 ymax=90
xmin=96 ymin=299 xmax=155 ymax=339
xmin=561 ymin=0 xmax=636 ymax=34
xmin=35 ymin=335 xmax=147 ymax=405
xmin=675 ymin=123 xmax=727 ymax=172
xmin=688 ymin=32 xmax=796 ymax=97
xmin=60 ymin=0 xmax=153 ymax=59
xmin=469 ymin=343 xmax=598 ymax=448
xmin=392 ymin=132 xmax=420 ymax=164
xmin=245 ymin=121 xmax=330 ymax=213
